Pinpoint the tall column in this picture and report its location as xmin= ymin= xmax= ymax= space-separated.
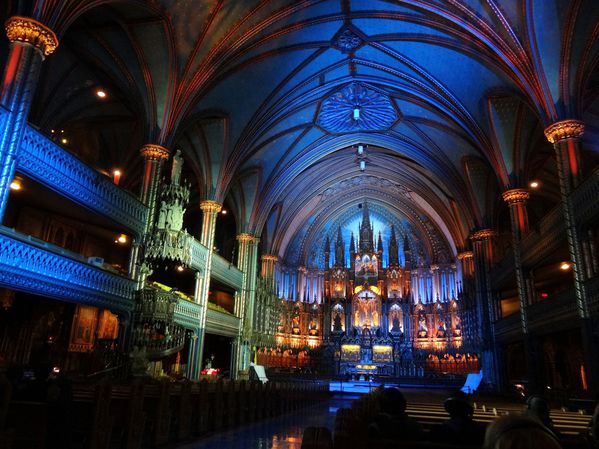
xmin=195 ymin=200 xmax=222 ymax=370
xmin=186 ymin=271 xmax=203 ymax=380
xmin=0 ymin=17 xmax=58 ymax=219
xmin=545 ymin=119 xmax=598 ymax=393
xmin=502 ymin=188 xmax=540 ymax=391
xmin=231 ymin=233 xmax=253 ymax=378
xmin=470 ymin=229 xmax=500 ymax=390
xmin=130 ymin=144 xmax=170 ymax=285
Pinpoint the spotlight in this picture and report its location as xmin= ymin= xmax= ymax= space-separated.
xmin=95 ymin=89 xmax=107 ymax=99
xmin=9 ymin=178 xmax=22 ymax=191
xmin=61 ymin=138 xmax=68 ymax=145
xmin=560 ymin=262 xmax=571 ymax=271
xmin=221 ymin=209 xmax=227 ymax=215
xmin=112 ymin=169 xmax=122 ymax=185
xmin=176 ymin=265 xmax=185 ymax=272
xmin=529 ymin=180 xmax=540 ymax=189
xmin=116 ymin=234 xmax=128 ymax=244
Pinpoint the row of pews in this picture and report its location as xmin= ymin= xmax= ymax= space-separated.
xmin=0 ymin=376 xmax=328 ymax=449
xmin=302 ymin=389 xmax=594 ymax=449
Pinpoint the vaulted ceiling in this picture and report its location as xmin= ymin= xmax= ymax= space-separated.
xmin=3 ymin=0 xmax=599 ymax=268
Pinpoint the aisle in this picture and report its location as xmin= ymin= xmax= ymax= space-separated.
xmin=177 ymin=394 xmax=356 ymax=449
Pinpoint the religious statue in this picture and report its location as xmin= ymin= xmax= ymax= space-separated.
xmin=418 ymin=313 xmax=428 ymax=338
xmin=171 ymin=149 xmax=183 ymax=185
xmin=333 ymin=313 xmax=343 ymax=332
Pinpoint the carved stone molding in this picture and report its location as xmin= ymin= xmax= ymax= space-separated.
xmin=457 ymin=251 xmax=474 ymax=260
xmin=237 ymin=233 xmax=255 ymax=243
xmin=5 ymin=16 xmax=58 ymax=56
xmin=333 ymin=28 xmax=363 ymax=52
xmin=544 ymin=119 xmax=585 ymax=144
xmin=317 ymin=82 xmax=399 ymax=133
xmin=261 ymin=254 xmax=278 ymax=262
xmin=199 ymin=199 xmax=222 ymax=214
xmin=140 ymin=144 xmax=170 ymax=160
xmin=470 ymin=229 xmax=496 ymax=241
xmin=502 ymin=188 xmax=530 ymax=204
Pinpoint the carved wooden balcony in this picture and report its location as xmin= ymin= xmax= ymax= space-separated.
xmin=0 ymin=226 xmax=136 ymax=313
xmin=10 ymin=112 xmax=148 ymax=238
xmin=211 ymin=252 xmax=243 ymax=290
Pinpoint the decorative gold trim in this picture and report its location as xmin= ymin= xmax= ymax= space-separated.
xmin=502 ymin=188 xmax=529 ymax=204
xmin=544 ymin=119 xmax=584 ymax=144
xmin=140 ymin=144 xmax=170 ymax=160
xmin=261 ymin=254 xmax=278 ymax=262
xmin=457 ymin=251 xmax=473 ymax=260
xmin=237 ymin=233 xmax=254 ymax=243
xmin=470 ymin=229 xmax=495 ymax=241
xmin=5 ymin=16 xmax=58 ymax=57
xmin=199 ymin=200 xmax=222 ymax=213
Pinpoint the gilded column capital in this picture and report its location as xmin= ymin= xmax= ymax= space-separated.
xmin=237 ymin=233 xmax=255 ymax=243
xmin=261 ymin=254 xmax=278 ymax=262
xmin=544 ymin=119 xmax=584 ymax=144
xmin=502 ymin=188 xmax=530 ymax=204
xmin=140 ymin=143 xmax=170 ymax=160
xmin=199 ymin=200 xmax=222 ymax=214
xmin=470 ymin=229 xmax=496 ymax=241
xmin=5 ymin=16 xmax=58 ymax=57
xmin=457 ymin=251 xmax=473 ymax=260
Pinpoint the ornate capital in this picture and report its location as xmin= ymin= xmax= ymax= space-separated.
xmin=5 ymin=16 xmax=58 ymax=57
xmin=261 ymin=254 xmax=278 ymax=262
xmin=470 ymin=229 xmax=496 ymax=241
xmin=544 ymin=119 xmax=584 ymax=144
xmin=140 ymin=144 xmax=170 ymax=161
xmin=502 ymin=188 xmax=529 ymax=204
xmin=199 ymin=200 xmax=222 ymax=214
xmin=457 ymin=251 xmax=473 ymax=260
xmin=237 ymin=233 xmax=254 ymax=243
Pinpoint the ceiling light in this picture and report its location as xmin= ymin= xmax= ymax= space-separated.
xmin=353 ymin=108 xmax=360 ymax=121
xmin=560 ymin=262 xmax=571 ymax=271
xmin=9 ymin=178 xmax=22 ymax=191
xmin=112 ymin=169 xmax=122 ymax=185
xmin=357 ymin=145 xmax=364 ymax=155
xmin=359 ymin=160 xmax=366 ymax=171
xmin=96 ymin=89 xmax=107 ymax=99
xmin=529 ymin=181 xmax=540 ymax=189
xmin=61 ymin=138 xmax=68 ymax=144
xmin=176 ymin=265 xmax=185 ymax=272
xmin=221 ymin=209 xmax=227 ymax=215
xmin=116 ymin=234 xmax=128 ymax=244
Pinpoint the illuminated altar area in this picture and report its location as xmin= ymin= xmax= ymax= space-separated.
xmin=270 ymin=201 xmax=479 ymax=379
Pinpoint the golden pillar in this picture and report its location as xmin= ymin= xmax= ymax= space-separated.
xmin=545 ymin=119 xmax=598 ymax=392
xmin=0 ymin=17 xmax=58 ymax=218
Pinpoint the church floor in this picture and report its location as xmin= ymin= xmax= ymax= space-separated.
xmin=176 ymin=393 xmax=355 ymax=449
xmin=175 ymin=387 xmax=592 ymax=449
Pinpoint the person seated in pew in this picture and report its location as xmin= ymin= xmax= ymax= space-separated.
xmin=590 ymin=403 xmax=599 ymax=449
xmin=430 ymin=390 xmax=486 ymax=446
xmin=368 ymin=387 xmax=424 ymax=441
xmin=523 ymin=395 xmax=562 ymax=439
xmin=484 ymin=415 xmax=562 ymax=449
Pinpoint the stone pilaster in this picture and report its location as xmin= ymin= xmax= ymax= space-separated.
xmin=0 ymin=17 xmax=58 ymax=218
xmin=195 ymin=200 xmax=222 ymax=370
xmin=545 ymin=119 xmax=598 ymax=393
xmin=502 ymin=188 xmax=539 ymax=391
xmin=470 ymin=229 xmax=500 ymax=389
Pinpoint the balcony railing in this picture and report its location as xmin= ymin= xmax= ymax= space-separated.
xmin=211 ymin=253 xmax=243 ymax=290
xmin=16 ymin=120 xmax=148 ymax=237
xmin=571 ymin=165 xmax=599 ymax=226
xmin=206 ymin=307 xmax=240 ymax=337
xmin=174 ymin=298 xmax=202 ymax=330
xmin=0 ymin=226 xmax=136 ymax=313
